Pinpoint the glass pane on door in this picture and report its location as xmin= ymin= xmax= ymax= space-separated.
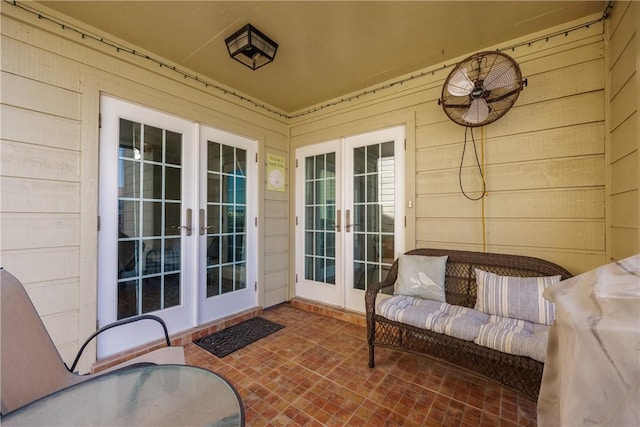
xmin=304 ymin=153 xmax=336 ymax=284
xmin=205 ymin=141 xmax=247 ymax=298
xmin=352 ymin=141 xmax=395 ymax=291
xmin=117 ymin=118 xmax=182 ymax=319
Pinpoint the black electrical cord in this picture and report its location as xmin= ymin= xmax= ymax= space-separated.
xmin=459 ymin=126 xmax=486 ymax=200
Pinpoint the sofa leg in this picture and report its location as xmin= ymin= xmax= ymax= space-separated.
xmin=368 ymin=345 xmax=375 ymax=368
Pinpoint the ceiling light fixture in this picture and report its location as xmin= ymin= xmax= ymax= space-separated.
xmin=225 ymin=24 xmax=278 ymax=70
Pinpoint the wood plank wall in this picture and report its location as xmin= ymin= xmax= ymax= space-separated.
xmin=607 ymin=1 xmax=639 ymax=261
xmin=263 ymin=159 xmax=291 ymax=307
xmin=290 ymin=15 xmax=610 ymax=274
xmin=0 ymin=2 xmax=289 ymax=365
xmin=1 ymin=1 xmax=636 ymax=365
xmin=1 ymin=65 xmax=84 ymax=361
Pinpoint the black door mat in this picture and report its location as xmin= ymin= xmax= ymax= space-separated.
xmin=193 ymin=317 xmax=284 ymax=358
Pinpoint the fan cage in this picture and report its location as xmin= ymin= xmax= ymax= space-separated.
xmin=440 ymin=51 xmax=523 ymax=127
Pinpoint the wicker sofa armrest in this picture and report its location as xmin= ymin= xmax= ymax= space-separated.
xmin=365 ymin=260 xmax=399 ymax=317
xmin=365 ymin=258 xmax=399 ymax=356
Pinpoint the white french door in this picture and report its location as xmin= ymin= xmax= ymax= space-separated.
xmin=197 ymin=126 xmax=257 ymax=324
xmin=295 ymin=140 xmax=342 ymax=306
xmin=98 ymin=96 xmax=257 ymax=357
xmin=295 ymin=126 xmax=405 ymax=312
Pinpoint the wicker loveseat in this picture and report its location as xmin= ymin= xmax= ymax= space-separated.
xmin=365 ymin=248 xmax=572 ymax=400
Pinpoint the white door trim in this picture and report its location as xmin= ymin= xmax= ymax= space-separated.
xmin=98 ymin=95 xmax=197 ymax=357
xmin=197 ymin=125 xmax=258 ymax=323
xmin=294 ymin=140 xmax=343 ymax=307
xmin=294 ymin=125 xmax=405 ymax=312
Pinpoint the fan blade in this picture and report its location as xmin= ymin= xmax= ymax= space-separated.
xmin=447 ymin=68 xmax=474 ymax=96
xmin=484 ymin=61 xmax=517 ymax=90
xmin=462 ymin=98 xmax=490 ymax=124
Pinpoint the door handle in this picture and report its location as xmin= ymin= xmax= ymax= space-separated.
xmin=171 ymin=208 xmax=192 ymax=236
xmin=199 ymin=208 xmax=206 ymax=235
xmin=335 ymin=209 xmax=341 ymax=232
xmin=346 ymin=209 xmax=351 ymax=232
xmin=345 ymin=209 xmax=359 ymax=232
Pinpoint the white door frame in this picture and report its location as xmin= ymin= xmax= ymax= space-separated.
xmin=294 ymin=139 xmax=343 ymax=307
xmin=98 ymin=95 xmax=197 ymax=357
xmin=98 ymin=96 xmax=260 ymax=357
xmin=197 ymin=125 xmax=258 ymax=324
xmin=344 ymin=126 xmax=405 ymax=312
xmin=295 ymin=126 xmax=405 ymax=312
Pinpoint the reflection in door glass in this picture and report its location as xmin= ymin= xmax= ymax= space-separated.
xmin=206 ymin=141 xmax=247 ymax=297
xmin=304 ymin=153 xmax=336 ymax=284
xmin=353 ymin=142 xmax=395 ymax=291
xmin=117 ymin=118 xmax=182 ymax=319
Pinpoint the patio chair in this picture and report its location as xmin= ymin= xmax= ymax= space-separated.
xmin=0 ymin=268 xmax=185 ymax=414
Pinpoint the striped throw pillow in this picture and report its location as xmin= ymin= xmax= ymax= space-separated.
xmin=474 ymin=269 xmax=561 ymax=325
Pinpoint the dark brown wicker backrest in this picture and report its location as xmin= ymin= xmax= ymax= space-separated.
xmin=402 ymin=248 xmax=573 ymax=308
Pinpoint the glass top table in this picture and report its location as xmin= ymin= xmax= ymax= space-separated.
xmin=1 ymin=364 xmax=244 ymax=426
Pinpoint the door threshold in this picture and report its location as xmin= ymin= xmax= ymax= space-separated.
xmin=92 ymin=307 xmax=263 ymax=373
xmin=289 ymin=297 xmax=366 ymax=327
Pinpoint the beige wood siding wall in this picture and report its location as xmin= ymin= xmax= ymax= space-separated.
xmin=263 ymin=153 xmax=291 ymax=307
xmin=3 ymin=1 xmax=633 ymax=365
xmin=607 ymin=1 xmax=639 ymax=260
xmin=0 ymin=3 xmax=289 ymax=365
xmin=290 ymin=15 xmax=608 ymax=275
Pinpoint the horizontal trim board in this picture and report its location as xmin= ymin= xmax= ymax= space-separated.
xmin=416 ymin=188 xmax=605 ymax=220
xmin=520 ymin=36 xmax=603 ymax=77
xmin=416 ymin=218 xmax=605 ymax=251
xmin=608 ymin=2 xmax=637 ymax=65
xmin=1 ymin=71 xmax=81 ymax=119
xmin=610 ymin=190 xmax=639 ymax=228
xmin=1 ymin=34 xmax=83 ymax=91
xmin=610 ymin=74 xmax=637 ymax=130
xmin=610 ymin=151 xmax=639 ymax=194
xmin=416 ymin=122 xmax=604 ymax=168
xmin=518 ymin=59 xmax=604 ymax=106
xmin=1 ymin=140 xmax=80 ymax=182
xmin=416 ymin=156 xmax=605 ymax=194
xmin=419 ymin=91 xmax=604 ymax=148
xmin=610 ymin=113 xmax=637 ymax=161
xmin=26 ymin=278 xmax=79 ymax=316
xmin=264 ymin=253 xmax=289 ymax=272
xmin=264 ymin=288 xmax=289 ymax=308
xmin=263 ymin=200 xmax=289 ymax=218
xmin=610 ymin=227 xmax=640 ymax=261
xmin=1 ymin=177 xmax=80 ymax=213
xmin=41 ymin=310 xmax=79 ymax=349
xmin=1 ymin=213 xmax=80 ymax=250
xmin=264 ymin=218 xmax=289 ymax=235
xmin=608 ymin=34 xmax=637 ymax=98
xmin=0 ymin=104 xmax=81 ymax=151
xmin=263 ymin=235 xmax=289 ymax=252
xmin=0 ymin=247 xmax=80 ymax=283
xmin=412 ymin=242 xmax=607 ymax=275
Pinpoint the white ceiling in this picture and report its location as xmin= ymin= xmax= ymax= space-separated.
xmin=38 ymin=1 xmax=605 ymax=114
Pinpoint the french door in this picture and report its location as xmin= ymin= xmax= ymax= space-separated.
xmin=198 ymin=126 xmax=257 ymax=324
xmin=295 ymin=126 xmax=405 ymax=312
xmin=98 ymin=96 xmax=256 ymax=357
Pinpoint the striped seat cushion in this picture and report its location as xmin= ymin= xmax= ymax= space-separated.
xmin=474 ymin=315 xmax=550 ymax=362
xmin=377 ymin=295 xmax=489 ymax=341
xmin=474 ymin=269 xmax=561 ymax=325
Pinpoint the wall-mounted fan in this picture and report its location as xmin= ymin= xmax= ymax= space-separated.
xmin=439 ymin=51 xmax=525 ymax=127
xmin=438 ymin=51 xmax=526 ymax=200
